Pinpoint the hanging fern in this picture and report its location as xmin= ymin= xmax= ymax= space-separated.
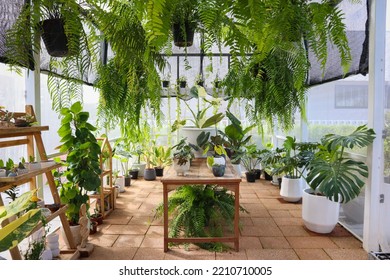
xmin=155 ymin=184 xmax=248 ymax=251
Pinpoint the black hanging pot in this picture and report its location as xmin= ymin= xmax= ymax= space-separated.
xmin=172 ymin=21 xmax=195 ymax=47
xmin=40 ymin=18 xmax=69 ymax=57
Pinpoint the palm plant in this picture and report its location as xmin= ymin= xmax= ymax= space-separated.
xmin=306 ymin=125 xmax=376 ymax=203
xmin=155 ymin=184 xmax=248 ymax=251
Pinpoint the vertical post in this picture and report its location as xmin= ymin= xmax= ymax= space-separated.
xmin=364 ymin=0 xmax=386 ymax=253
xmin=25 ymin=30 xmax=43 ymax=198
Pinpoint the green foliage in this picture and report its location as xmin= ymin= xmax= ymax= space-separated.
xmin=240 ymin=144 xmax=262 ymax=173
xmin=152 ymin=144 xmax=173 ymax=168
xmin=306 ymin=125 xmax=376 ymax=203
xmin=5 ymin=0 xmax=100 ymax=113
xmin=57 ymin=101 xmax=101 ymax=224
xmin=271 ymin=136 xmax=318 ymax=179
xmin=172 ymin=138 xmax=194 ymax=166
xmin=0 ymin=190 xmax=42 ymax=252
xmin=155 ymin=184 xmax=248 ymax=251
xmin=219 ymin=111 xmax=256 ymax=164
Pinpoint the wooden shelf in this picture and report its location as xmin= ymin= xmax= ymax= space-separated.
xmin=0 ymin=161 xmax=62 ymax=191
xmin=88 ymin=137 xmax=115 ymax=219
xmin=0 ymin=105 xmax=77 ymax=260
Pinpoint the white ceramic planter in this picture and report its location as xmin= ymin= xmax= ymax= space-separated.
xmin=280 ymin=176 xmax=303 ymax=202
xmin=132 ymin=162 xmax=146 ymax=177
xmin=0 ymin=168 xmax=6 ymax=177
xmin=302 ymin=188 xmax=340 ymax=234
xmin=61 ymin=224 xmax=81 ymax=249
xmin=173 ymin=159 xmax=190 ymax=176
xmin=206 ymin=156 xmax=226 ymax=170
xmin=115 ymin=176 xmax=126 ymax=192
xmin=232 ymin=163 xmax=242 ymax=177
xmin=40 ymin=249 xmax=53 ymax=260
xmin=180 ymin=127 xmax=216 ymax=158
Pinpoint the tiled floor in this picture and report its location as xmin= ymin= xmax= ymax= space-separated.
xmin=80 ymin=175 xmax=368 ymax=260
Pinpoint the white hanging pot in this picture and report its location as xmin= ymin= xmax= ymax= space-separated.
xmin=302 ymin=188 xmax=340 ymax=234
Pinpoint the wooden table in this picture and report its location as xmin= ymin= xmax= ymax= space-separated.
xmin=160 ymin=158 xmax=242 ymax=252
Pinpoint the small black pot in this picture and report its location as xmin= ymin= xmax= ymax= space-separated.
xmin=125 ymin=176 xmax=131 ymax=187
xmin=278 ymin=177 xmax=282 ymax=188
xmin=245 ymin=172 xmax=256 ymax=183
xmin=162 ymin=80 xmax=170 ymax=88
xmin=264 ymin=171 xmax=273 ymax=181
xmin=212 ymin=165 xmax=225 ymax=177
xmin=179 ymin=81 xmax=187 ymax=88
xmin=196 ymin=81 xmax=204 ymax=87
xmin=130 ymin=169 xmax=139 ymax=179
xmin=155 ymin=167 xmax=164 ymax=177
xmin=254 ymin=169 xmax=262 ymax=179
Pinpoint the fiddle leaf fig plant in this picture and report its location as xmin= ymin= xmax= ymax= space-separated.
xmin=57 ymin=101 xmax=101 ymax=225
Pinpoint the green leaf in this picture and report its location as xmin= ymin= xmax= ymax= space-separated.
xmin=70 ymin=101 xmax=82 ymax=114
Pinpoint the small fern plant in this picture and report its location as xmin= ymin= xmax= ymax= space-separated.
xmin=155 ymin=184 xmax=248 ymax=251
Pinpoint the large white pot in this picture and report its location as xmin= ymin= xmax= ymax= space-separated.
xmin=173 ymin=159 xmax=190 ymax=176
xmin=61 ymin=224 xmax=81 ymax=249
xmin=132 ymin=162 xmax=146 ymax=177
xmin=280 ymin=176 xmax=303 ymax=202
xmin=302 ymin=188 xmax=340 ymax=234
xmin=232 ymin=163 xmax=242 ymax=177
xmin=180 ymin=127 xmax=216 ymax=158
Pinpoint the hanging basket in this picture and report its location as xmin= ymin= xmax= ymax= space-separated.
xmin=172 ymin=21 xmax=195 ymax=47
xmin=40 ymin=18 xmax=70 ymax=57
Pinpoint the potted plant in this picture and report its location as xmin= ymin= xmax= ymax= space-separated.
xmin=155 ymin=184 xmax=248 ymax=251
xmin=195 ymin=74 xmax=204 ymax=87
xmin=161 ymin=73 xmax=171 ymax=88
xmin=241 ymin=144 xmax=261 ymax=183
xmin=152 ymin=144 xmax=172 ymax=176
xmin=212 ymin=163 xmax=225 ymax=177
xmin=177 ymin=76 xmax=187 ymax=88
xmin=173 ymin=86 xmax=225 ymax=157
xmin=57 ymin=102 xmax=101 ymax=248
xmin=0 ymin=107 xmax=14 ymax=127
xmin=143 ymin=147 xmax=157 ymax=181
xmin=303 ymin=125 xmax=376 ymax=234
xmin=131 ymin=146 xmax=146 ymax=177
xmin=172 ymin=138 xmax=194 ymax=176
xmin=219 ymin=111 xmax=255 ymax=175
xmin=171 ymin=0 xmax=198 ymax=47
xmin=272 ymin=137 xmax=318 ymax=202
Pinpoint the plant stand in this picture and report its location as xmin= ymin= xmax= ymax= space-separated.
xmin=0 ymin=105 xmax=77 ymax=259
xmin=88 ymin=137 xmax=115 ymax=218
xmin=161 ymin=158 xmax=242 ymax=252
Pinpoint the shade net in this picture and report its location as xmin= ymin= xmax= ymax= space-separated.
xmin=0 ymin=0 xmax=369 ymax=88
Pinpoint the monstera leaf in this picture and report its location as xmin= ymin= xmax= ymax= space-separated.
xmin=306 ymin=125 xmax=375 ymax=203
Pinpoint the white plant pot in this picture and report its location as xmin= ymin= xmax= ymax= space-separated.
xmin=232 ymin=163 xmax=242 ymax=177
xmin=46 ymin=232 xmax=59 ymax=243
xmin=302 ymin=188 xmax=340 ymax=234
xmin=47 ymin=241 xmax=59 ymax=250
xmin=206 ymin=157 xmax=226 ymax=170
xmin=61 ymin=224 xmax=81 ymax=249
xmin=173 ymin=159 xmax=190 ymax=176
xmin=0 ymin=169 xmax=6 ymax=177
xmin=180 ymin=127 xmax=216 ymax=158
xmin=27 ymin=162 xmax=41 ymax=171
xmin=280 ymin=176 xmax=303 ymax=202
xmin=51 ymin=248 xmax=60 ymax=258
xmin=132 ymin=162 xmax=146 ymax=177
xmin=115 ymin=176 xmax=126 ymax=192
xmin=40 ymin=249 xmax=53 ymax=260
xmin=30 ymin=228 xmax=45 ymax=242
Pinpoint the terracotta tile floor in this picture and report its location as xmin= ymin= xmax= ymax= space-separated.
xmin=81 ymin=176 xmax=368 ymax=260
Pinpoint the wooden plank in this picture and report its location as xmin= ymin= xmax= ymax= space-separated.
xmin=0 ymin=126 xmax=49 ymax=137
xmin=0 ymin=139 xmax=29 ymax=148
xmin=0 ymin=161 xmax=61 ymax=185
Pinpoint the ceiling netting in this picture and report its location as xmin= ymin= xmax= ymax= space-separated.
xmin=0 ymin=0 xmax=369 ymax=89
